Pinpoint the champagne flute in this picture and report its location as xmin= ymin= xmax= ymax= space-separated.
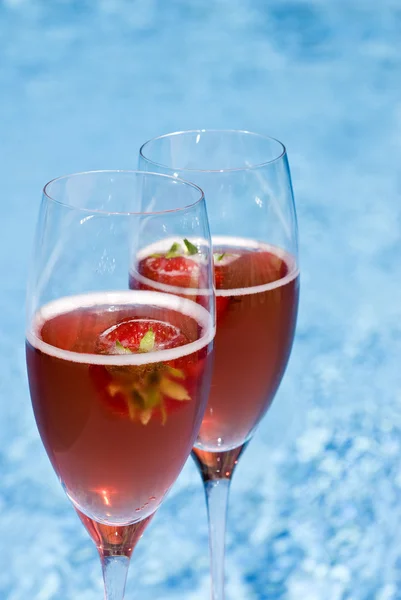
xmin=25 ymin=170 xmax=215 ymax=600
xmin=138 ymin=131 xmax=299 ymax=600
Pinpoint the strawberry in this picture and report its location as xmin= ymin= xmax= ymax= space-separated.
xmin=213 ymin=250 xmax=288 ymax=321
xmin=134 ymin=239 xmax=238 ymax=322
xmin=96 ymin=318 xmax=187 ymax=354
xmin=213 ymin=253 xmax=237 ymax=322
xmin=138 ymin=255 xmax=200 ymax=289
xmin=138 ymin=238 xmax=201 ymax=290
xmin=216 ymin=250 xmax=288 ymax=289
xmin=91 ymin=318 xmax=193 ymax=425
xmin=215 ymin=296 xmax=231 ymax=321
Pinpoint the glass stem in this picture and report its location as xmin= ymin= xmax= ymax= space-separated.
xmin=204 ymin=478 xmax=231 ymax=600
xmin=101 ymin=555 xmax=130 ymax=600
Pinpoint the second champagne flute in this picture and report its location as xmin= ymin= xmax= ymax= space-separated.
xmin=137 ymin=130 xmax=300 ymax=600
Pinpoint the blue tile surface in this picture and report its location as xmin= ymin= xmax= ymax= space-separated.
xmin=1 ymin=0 xmax=401 ymax=598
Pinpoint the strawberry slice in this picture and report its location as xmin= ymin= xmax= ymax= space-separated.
xmin=91 ymin=318 xmax=193 ymax=424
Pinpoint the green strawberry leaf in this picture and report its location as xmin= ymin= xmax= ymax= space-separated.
xmin=115 ymin=340 xmax=132 ymax=354
xmin=166 ymin=366 xmax=186 ymax=379
xmin=104 ymin=342 xmax=191 ymax=425
xmin=127 ymin=400 xmax=137 ymax=421
xmin=139 ymin=408 xmax=153 ymax=425
xmin=139 ymin=329 xmax=155 ymax=353
xmin=160 ymin=378 xmax=190 ymax=401
xmin=183 ymin=238 xmax=198 ymax=255
xmin=160 ymin=401 xmax=167 ymax=425
xmin=145 ymin=386 xmax=162 ymax=409
xmin=132 ymin=389 xmax=146 ymax=408
xmin=166 ymin=242 xmax=182 ymax=258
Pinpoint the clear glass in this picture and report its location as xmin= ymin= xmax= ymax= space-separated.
xmin=25 ymin=170 xmax=216 ymax=600
xmin=139 ymin=131 xmax=299 ymax=600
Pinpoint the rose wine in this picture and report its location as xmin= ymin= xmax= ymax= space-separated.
xmin=130 ymin=237 xmax=299 ymax=464
xmin=26 ymin=290 xmax=214 ymax=525
xmin=195 ymin=237 xmax=299 ymax=464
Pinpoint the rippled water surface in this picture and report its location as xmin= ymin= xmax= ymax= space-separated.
xmin=1 ymin=0 xmax=401 ymax=598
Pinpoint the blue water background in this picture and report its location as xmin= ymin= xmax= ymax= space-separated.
xmin=1 ymin=0 xmax=401 ymax=598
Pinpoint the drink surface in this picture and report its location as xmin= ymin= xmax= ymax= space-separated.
xmin=26 ymin=291 xmax=214 ymax=525
xmin=131 ymin=237 xmax=299 ymax=453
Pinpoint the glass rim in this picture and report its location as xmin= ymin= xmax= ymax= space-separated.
xmin=42 ymin=169 xmax=206 ymax=216
xmin=139 ymin=129 xmax=287 ymax=173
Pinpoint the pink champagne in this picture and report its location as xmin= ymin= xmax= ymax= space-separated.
xmin=195 ymin=238 xmax=299 ymax=462
xmin=130 ymin=237 xmax=299 ymax=464
xmin=26 ymin=291 xmax=214 ymax=525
